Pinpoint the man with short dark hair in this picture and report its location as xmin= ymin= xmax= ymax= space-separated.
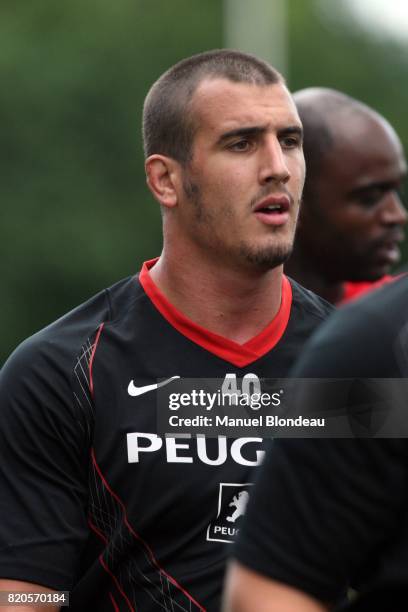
xmin=285 ymin=87 xmax=407 ymax=304
xmin=0 ymin=50 xmax=331 ymax=611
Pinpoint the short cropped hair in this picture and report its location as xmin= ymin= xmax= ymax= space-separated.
xmin=295 ymin=104 xmax=333 ymax=202
xmin=293 ymin=88 xmax=371 ymax=202
xmin=143 ymin=49 xmax=283 ymax=164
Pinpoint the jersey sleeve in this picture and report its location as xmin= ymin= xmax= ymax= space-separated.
xmin=234 ymin=437 xmax=407 ymax=603
xmin=0 ymin=331 xmax=96 ymax=591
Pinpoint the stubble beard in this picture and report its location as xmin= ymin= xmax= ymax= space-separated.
xmin=238 ymin=241 xmax=294 ymax=271
xmin=183 ymin=174 xmax=297 ymax=271
xmin=243 ymin=189 xmax=298 ymax=270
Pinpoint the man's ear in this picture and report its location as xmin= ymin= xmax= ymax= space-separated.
xmin=145 ymin=155 xmax=180 ymax=209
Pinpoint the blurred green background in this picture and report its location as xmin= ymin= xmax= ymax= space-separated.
xmin=2 ymin=0 xmax=408 ymax=364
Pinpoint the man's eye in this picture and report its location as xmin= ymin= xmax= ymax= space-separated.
xmin=229 ymin=140 xmax=253 ymax=152
xmin=359 ymin=188 xmax=405 ymax=207
xmin=281 ymin=136 xmax=300 ymax=149
xmin=356 ymin=189 xmax=385 ymax=206
xmin=353 ymin=180 xmax=407 ymax=207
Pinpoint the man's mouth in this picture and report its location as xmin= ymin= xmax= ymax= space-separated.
xmin=375 ymin=241 xmax=401 ymax=264
xmin=253 ymin=195 xmax=291 ymax=226
xmin=373 ymin=233 xmax=405 ymax=265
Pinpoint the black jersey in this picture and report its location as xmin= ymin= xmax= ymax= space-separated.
xmin=0 ymin=260 xmax=331 ymax=611
xmin=234 ymin=275 xmax=408 ymax=610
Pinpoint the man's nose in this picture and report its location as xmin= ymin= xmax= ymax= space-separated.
xmin=380 ymin=191 xmax=408 ymax=226
xmin=258 ymin=138 xmax=290 ymax=185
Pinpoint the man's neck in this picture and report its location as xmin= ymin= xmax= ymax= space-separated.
xmin=285 ymin=253 xmax=344 ymax=305
xmin=149 ymin=253 xmax=283 ymax=345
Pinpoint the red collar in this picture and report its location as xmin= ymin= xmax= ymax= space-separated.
xmin=139 ymin=258 xmax=292 ymax=367
xmin=342 ymin=275 xmax=395 ymax=304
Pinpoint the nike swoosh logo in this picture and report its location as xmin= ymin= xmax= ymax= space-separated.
xmin=127 ymin=376 xmax=181 ymax=397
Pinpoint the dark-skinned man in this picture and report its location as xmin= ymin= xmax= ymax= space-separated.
xmin=285 ymin=87 xmax=407 ymax=305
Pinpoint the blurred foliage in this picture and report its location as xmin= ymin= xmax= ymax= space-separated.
xmin=1 ymin=0 xmax=222 ymax=363
xmin=289 ymin=0 xmax=408 ymax=146
xmin=2 ymin=0 xmax=408 ymax=363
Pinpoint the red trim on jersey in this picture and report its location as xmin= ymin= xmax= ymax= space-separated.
xmin=88 ymin=518 xmax=108 ymax=544
xmin=90 ymin=448 xmax=206 ymax=612
xmin=99 ymin=554 xmax=135 ymax=612
xmin=89 ymin=323 xmax=105 ymax=397
xmin=341 ymin=275 xmax=396 ymax=305
xmin=88 ymin=518 xmax=135 ymax=612
xmin=139 ymin=258 xmax=292 ymax=367
xmin=109 ymin=592 xmax=120 ymax=612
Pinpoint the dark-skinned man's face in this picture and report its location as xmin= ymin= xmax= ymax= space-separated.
xmin=298 ymin=115 xmax=407 ymax=281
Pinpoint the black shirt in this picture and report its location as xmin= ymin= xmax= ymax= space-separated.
xmin=0 ymin=260 xmax=331 ymax=611
xmin=234 ymin=275 xmax=408 ymax=610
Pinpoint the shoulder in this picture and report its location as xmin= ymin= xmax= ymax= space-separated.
xmin=338 ymin=274 xmax=408 ymax=337
xmin=342 ymin=274 xmax=395 ymax=304
xmin=0 ymin=275 xmax=141 ymax=407
xmin=292 ymin=275 xmax=408 ymax=377
xmin=287 ymin=276 xmax=334 ymax=325
xmin=3 ymin=287 xmax=108 ymax=378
